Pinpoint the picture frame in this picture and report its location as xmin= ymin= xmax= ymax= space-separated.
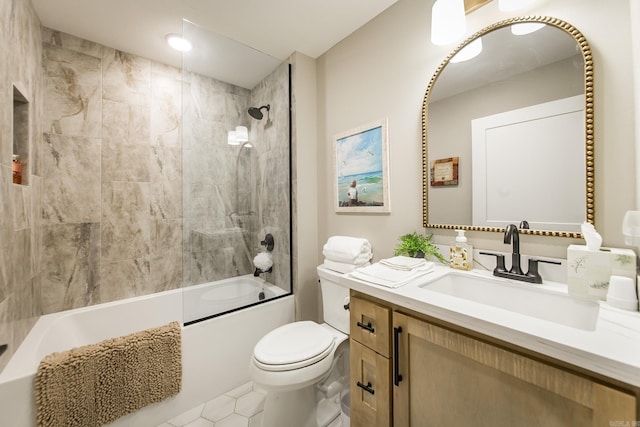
xmin=430 ymin=157 xmax=459 ymax=186
xmin=333 ymin=118 xmax=390 ymax=213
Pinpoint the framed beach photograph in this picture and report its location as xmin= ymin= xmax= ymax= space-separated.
xmin=333 ymin=118 xmax=390 ymax=213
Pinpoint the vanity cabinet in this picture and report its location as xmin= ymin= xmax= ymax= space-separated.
xmin=393 ymin=311 xmax=637 ymax=427
xmin=349 ymin=290 xmax=638 ymax=427
xmin=349 ymin=295 xmax=392 ymax=427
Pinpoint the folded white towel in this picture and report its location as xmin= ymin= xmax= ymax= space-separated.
xmin=379 ymin=256 xmax=427 ymax=271
xmin=322 ymin=236 xmax=372 ymax=264
xmin=323 ymin=259 xmax=370 ymax=274
xmin=350 ymin=262 xmax=434 ymax=288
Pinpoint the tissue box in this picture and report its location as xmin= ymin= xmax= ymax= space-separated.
xmin=567 ymin=245 xmax=637 ymax=300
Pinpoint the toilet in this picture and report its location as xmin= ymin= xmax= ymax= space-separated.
xmin=250 ymin=265 xmax=350 ymax=427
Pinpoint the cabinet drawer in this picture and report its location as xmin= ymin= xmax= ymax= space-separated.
xmin=350 ymin=296 xmax=391 ymax=357
xmin=350 ymin=339 xmax=391 ymax=427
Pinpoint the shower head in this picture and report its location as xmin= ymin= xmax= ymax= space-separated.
xmin=248 ymin=104 xmax=270 ymax=120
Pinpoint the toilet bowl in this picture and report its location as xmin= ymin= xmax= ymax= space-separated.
xmin=251 ymin=321 xmax=348 ymax=391
xmin=250 ymin=266 xmax=350 ymax=427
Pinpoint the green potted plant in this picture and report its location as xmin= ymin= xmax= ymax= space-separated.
xmin=393 ymin=232 xmax=447 ymax=263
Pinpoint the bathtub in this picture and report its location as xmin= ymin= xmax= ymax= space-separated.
xmin=183 ymin=275 xmax=287 ymax=324
xmin=0 ymin=275 xmax=294 ymax=426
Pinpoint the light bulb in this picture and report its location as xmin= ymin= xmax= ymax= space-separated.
xmin=431 ymin=0 xmax=466 ymax=46
xmin=450 ymin=38 xmax=482 ymax=63
xmin=227 ymin=130 xmax=239 ymax=146
xmin=235 ymin=126 xmax=249 ymax=142
xmin=511 ymin=22 xmax=545 ymax=35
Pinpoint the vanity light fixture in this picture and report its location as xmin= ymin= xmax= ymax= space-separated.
xmin=431 ymin=0 xmax=466 ymax=46
xmin=166 ymin=33 xmax=192 ymax=52
xmin=227 ymin=130 xmax=240 ymax=146
xmin=511 ymin=22 xmax=545 ymax=35
xmin=498 ymin=0 xmax=535 ymax=12
xmin=235 ymin=126 xmax=249 ymax=142
xmin=431 ymin=0 xmax=540 ymax=46
xmin=450 ymin=38 xmax=482 ymax=63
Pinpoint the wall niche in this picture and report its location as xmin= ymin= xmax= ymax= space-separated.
xmin=12 ymin=84 xmax=29 ymax=186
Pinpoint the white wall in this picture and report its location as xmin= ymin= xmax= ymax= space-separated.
xmin=291 ymin=52 xmax=320 ymax=321
xmin=315 ymin=0 xmax=636 ymax=268
xmin=631 ymin=0 xmax=640 ymax=211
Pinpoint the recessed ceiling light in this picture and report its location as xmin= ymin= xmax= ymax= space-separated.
xmin=166 ymin=33 xmax=192 ymax=52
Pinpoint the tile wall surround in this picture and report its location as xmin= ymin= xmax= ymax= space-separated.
xmin=0 ymin=0 xmax=44 ymax=372
xmin=0 ymin=0 xmax=292 ymax=371
xmin=183 ymin=59 xmax=291 ymax=290
xmin=39 ymin=27 xmax=185 ymax=313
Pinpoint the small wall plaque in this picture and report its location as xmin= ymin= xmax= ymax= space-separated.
xmin=430 ymin=157 xmax=458 ymax=186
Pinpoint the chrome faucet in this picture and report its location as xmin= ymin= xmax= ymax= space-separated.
xmin=504 ymin=224 xmax=524 ymax=275
xmin=480 ymin=223 xmax=561 ymax=284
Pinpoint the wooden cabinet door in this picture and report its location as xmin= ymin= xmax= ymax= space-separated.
xmin=393 ymin=312 xmax=636 ymax=427
xmin=350 ymin=339 xmax=392 ymax=427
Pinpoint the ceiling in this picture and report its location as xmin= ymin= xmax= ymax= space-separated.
xmin=32 ymin=0 xmax=398 ymax=89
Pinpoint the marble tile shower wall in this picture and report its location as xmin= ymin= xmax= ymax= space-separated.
xmin=39 ymin=28 xmax=184 ymax=314
xmin=248 ymin=63 xmax=292 ymax=289
xmin=182 ymin=73 xmax=253 ymax=285
xmin=0 ymin=5 xmax=291 ymax=370
xmin=0 ymin=0 xmax=43 ymax=371
xmin=182 ymin=61 xmax=291 ymax=291
xmin=39 ymin=29 xmax=291 ymax=310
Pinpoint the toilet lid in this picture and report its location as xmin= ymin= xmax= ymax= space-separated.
xmin=254 ymin=321 xmax=335 ymax=367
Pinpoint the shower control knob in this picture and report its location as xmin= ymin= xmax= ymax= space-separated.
xmin=260 ymin=233 xmax=275 ymax=251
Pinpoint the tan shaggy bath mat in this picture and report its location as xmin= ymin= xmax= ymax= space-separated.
xmin=34 ymin=321 xmax=182 ymax=427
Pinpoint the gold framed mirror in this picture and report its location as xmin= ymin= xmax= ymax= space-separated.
xmin=422 ymin=16 xmax=593 ymax=238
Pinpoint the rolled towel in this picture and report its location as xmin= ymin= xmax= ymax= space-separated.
xmin=253 ymin=252 xmax=273 ymax=271
xmin=322 ymin=236 xmax=372 ymax=264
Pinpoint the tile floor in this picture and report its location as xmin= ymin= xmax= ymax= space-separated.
xmin=157 ymin=381 xmax=347 ymax=427
xmin=158 ymin=382 xmax=266 ymax=427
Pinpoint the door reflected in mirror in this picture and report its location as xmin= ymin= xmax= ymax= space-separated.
xmin=422 ymin=17 xmax=594 ymax=237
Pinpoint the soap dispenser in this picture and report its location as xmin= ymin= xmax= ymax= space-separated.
xmin=450 ymin=229 xmax=473 ymax=271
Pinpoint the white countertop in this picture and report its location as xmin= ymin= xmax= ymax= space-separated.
xmin=321 ymin=264 xmax=640 ymax=388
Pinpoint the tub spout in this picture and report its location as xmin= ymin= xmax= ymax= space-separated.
xmin=254 ymin=267 xmax=273 ymax=277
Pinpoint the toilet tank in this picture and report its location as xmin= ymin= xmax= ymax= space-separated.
xmin=318 ymin=266 xmax=350 ymax=334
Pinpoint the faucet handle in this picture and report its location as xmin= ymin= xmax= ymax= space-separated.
xmin=260 ymin=233 xmax=275 ymax=251
xmin=526 ymin=258 xmax=561 ymax=284
xmin=479 ymin=251 xmax=507 ymax=274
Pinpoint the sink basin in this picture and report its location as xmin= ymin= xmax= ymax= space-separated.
xmin=419 ymin=271 xmax=600 ymax=331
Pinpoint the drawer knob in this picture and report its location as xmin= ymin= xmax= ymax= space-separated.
xmin=356 ymin=321 xmax=375 ymax=333
xmin=356 ymin=381 xmax=375 ymax=395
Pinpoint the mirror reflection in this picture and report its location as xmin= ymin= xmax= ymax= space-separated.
xmin=423 ymin=17 xmax=594 ymax=237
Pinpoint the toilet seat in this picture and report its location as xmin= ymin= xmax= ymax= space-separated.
xmin=253 ymin=321 xmax=335 ymax=372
